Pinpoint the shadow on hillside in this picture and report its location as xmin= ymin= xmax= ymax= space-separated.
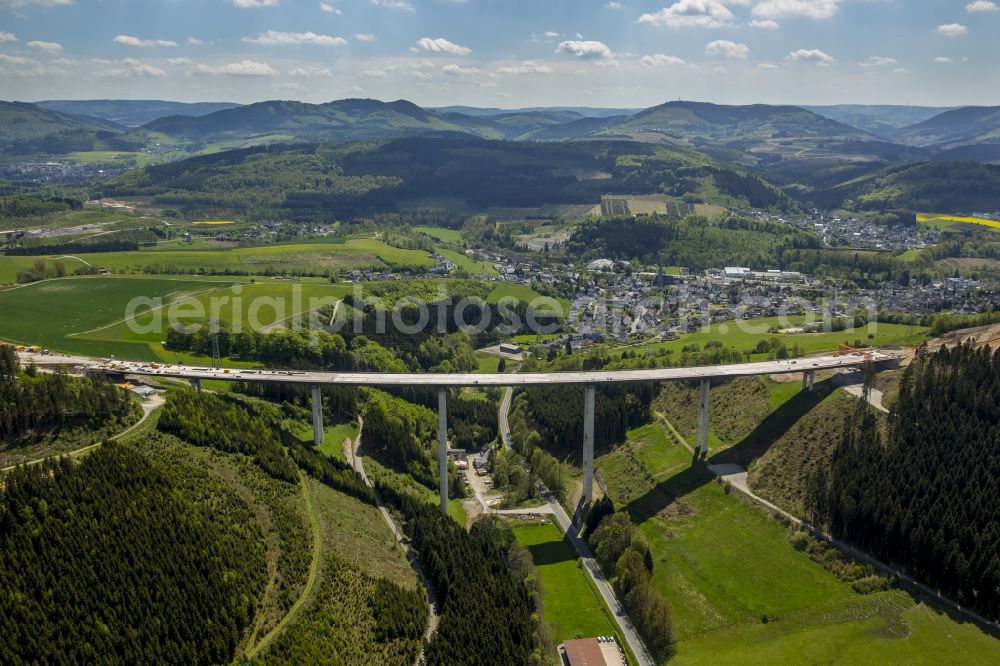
xmin=624 ymin=463 xmax=716 ymax=525
xmin=708 ymin=378 xmax=836 ymax=469
xmin=623 ymin=379 xmax=835 ymax=524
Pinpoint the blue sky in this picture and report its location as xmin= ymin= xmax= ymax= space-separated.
xmin=1 ymin=0 xmax=998 ymax=107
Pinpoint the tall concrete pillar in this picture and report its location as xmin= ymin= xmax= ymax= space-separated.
xmin=438 ymin=387 xmax=448 ymax=514
xmin=190 ymin=377 xmax=201 ymax=393
xmin=802 ymin=372 xmax=809 ymax=391
xmin=311 ymin=385 xmax=324 ymax=446
xmin=582 ymin=384 xmax=596 ymax=514
xmin=697 ymin=378 xmax=711 ymax=459
xmin=807 ymin=370 xmax=816 ymax=392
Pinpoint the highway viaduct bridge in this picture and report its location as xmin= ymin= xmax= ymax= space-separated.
xmin=109 ymin=353 xmax=897 ymax=519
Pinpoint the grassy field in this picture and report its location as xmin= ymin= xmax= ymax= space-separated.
xmin=510 ymin=519 xmax=620 ymax=642
xmin=0 ymin=237 xmax=434 ymax=284
xmin=414 ymin=226 xmax=463 ymax=243
xmin=595 ymin=406 xmax=1000 ymax=663
xmin=487 ymin=283 xmax=570 ymax=314
xmin=318 ymin=422 xmax=360 ymax=461
xmin=435 ymin=247 xmax=496 ymax=275
xmin=474 ymin=352 xmax=501 ymax=373
xmin=0 ymin=276 xmax=355 ymax=360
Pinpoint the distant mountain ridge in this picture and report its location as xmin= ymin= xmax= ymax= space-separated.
xmin=804 ymin=105 xmax=958 ymax=137
xmin=891 ymin=106 xmax=1000 ymax=149
xmin=36 ymin=100 xmax=241 ymax=128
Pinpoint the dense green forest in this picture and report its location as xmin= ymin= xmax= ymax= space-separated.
xmin=808 ymin=344 xmax=1000 ymax=620
xmin=0 ymin=345 xmax=134 ymax=444
xmin=0 ymin=445 xmax=264 ymax=665
xmin=381 ymin=491 xmax=541 ymax=665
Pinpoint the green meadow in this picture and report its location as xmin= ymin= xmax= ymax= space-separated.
xmin=510 ymin=520 xmax=620 ymax=642
xmin=594 ymin=416 xmax=1000 ymax=664
xmin=0 ymin=237 xmax=435 ymax=285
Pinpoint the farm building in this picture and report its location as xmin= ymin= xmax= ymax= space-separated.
xmin=499 ymin=343 xmax=522 ymax=355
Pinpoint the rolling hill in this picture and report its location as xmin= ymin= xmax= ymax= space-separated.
xmin=0 ymin=101 xmax=124 ymax=143
xmin=589 ymin=101 xmax=893 ymax=166
xmin=804 ymin=105 xmax=957 ymax=138
xmin=133 ymin=98 xmax=583 ymax=147
xmin=806 ymin=160 xmax=1000 ymax=211
xmin=36 ymin=99 xmax=241 ymax=128
xmin=0 ymin=100 xmax=142 ymax=156
xmin=890 ymin=106 xmax=1000 ymax=160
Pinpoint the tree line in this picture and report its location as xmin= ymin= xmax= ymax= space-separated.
xmin=0 ymin=345 xmax=133 ymax=444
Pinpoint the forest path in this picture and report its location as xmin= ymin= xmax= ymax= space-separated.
xmin=244 ymin=474 xmax=322 ymax=660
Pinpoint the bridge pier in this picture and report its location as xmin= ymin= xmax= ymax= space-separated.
xmin=696 ymin=378 xmax=711 ymax=459
xmin=581 ymin=384 xmax=596 ymax=520
xmin=190 ymin=378 xmax=201 ymax=393
xmin=311 ymin=385 xmax=324 ymax=447
xmin=802 ymin=370 xmax=816 ymax=392
xmin=438 ymin=387 xmax=448 ymax=514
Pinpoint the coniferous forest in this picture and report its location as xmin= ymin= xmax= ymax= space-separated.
xmin=0 ymin=345 xmax=133 ymax=444
xmin=808 ymin=343 xmax=1000 ymax=621
xmin=381 ymin=490 xmax=539 ymax=665
xmin=0 ymin=445 xmax=263 ymax=665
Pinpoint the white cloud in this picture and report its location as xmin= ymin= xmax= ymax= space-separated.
xmin=556 ymin=39 xmax=613 ymax=59
xmin=0 ymin=32 xmax=17 ymax=42
xmin=415 ymin=37 xmax=471 ymax=55
xmin=494 ymin=60 xmax=553 ymax=74
xmin=289 ymin=65 xmax=333 ymax=77
xmin=355 ymin=33 xmax=377 ymax=42
xmin=788 ymin=48 xmax=835 ymax=64
xmin=186 ymin=37 xmax=204 ymax=46
xmin=113 ymin=35 xmax=178 ymax=48
xmin=749 ymin=19 xmax=779 ymax=29
xmin=167 ymin=57 xmax=195 ymax=65
xmin=544 ymin=31 xmax=560 ymax=38
xmin=26 ymin=40 xmax=62 ymax=52
xmin=705 ymin=39 xmax=749 ymax=58
xmin=242 ymin=31 xmax=347 ymax=46
xmin=370 ymin=0 xmax=413 ymax=9
xmin=859 ymin=56 xmax=896 ymax=67
xmin=758 ymin=62 xmax=778 ymax=69
xmin=442 ymin=63 xmax=479 ymax=76
xmin=193 ymin=60 xmax=279 ymax=76
xmin=640 ymin=53 xmax=687 ymax=66
xmin=0 ymin=53 xmax=39 ymax=66
xmin=967 ymin=1 xmax=997 ymax=11
xmin=606 ymin=1 xmax=624 ymax=8
xmin=638 ymin=0 xmax=741 ymax=29
xmin=230 ymin=0 xmax=279 ymax=7
xmin=937 ymin=23 xmax=968 ymax=37
xmin=934 ymin=56 xmax=954 ymax=63
xmin=753 ymin=0 xmax=840 ymax=19
xmin=100 ymin=58 xmax=166 ymax=78
xmin=319 ymin=1 xmax=341 ymax=13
